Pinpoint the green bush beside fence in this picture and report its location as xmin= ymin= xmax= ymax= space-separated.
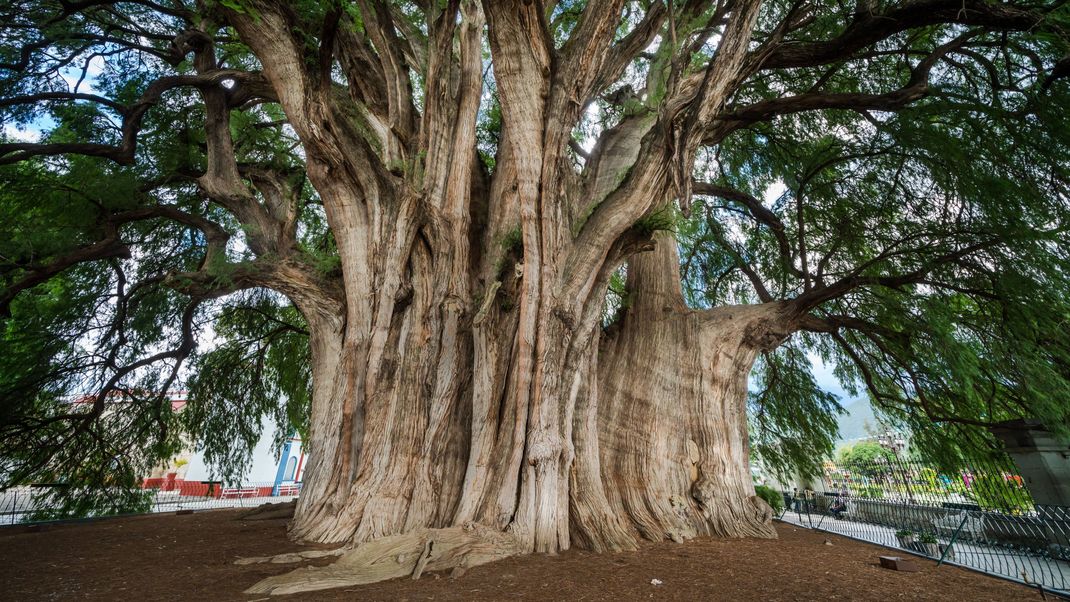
xmin=754 ymin=484 xmax=784 ymax=513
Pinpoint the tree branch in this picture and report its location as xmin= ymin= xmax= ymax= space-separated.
xmin=792 ymin=238 xmax=1002 ymax=313
xmin=0 ymin=69 xmax=272 ymax=166
xmin=692 ymin=180 xmax=802 ymax=279
xmin=759 ymin=0 xmax=1049 ymax=71
xmin=707 ymin=30 xmax=979 ymax=144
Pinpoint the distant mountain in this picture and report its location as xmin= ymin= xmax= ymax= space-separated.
xmin=836 ymin=398 xmax=881 ymax=444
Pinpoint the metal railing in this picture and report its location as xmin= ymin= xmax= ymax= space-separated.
xmin=774 ymin=458 xmax=1070 ymax=598
xmin=0 ymin=481 xmax=301 ymax=526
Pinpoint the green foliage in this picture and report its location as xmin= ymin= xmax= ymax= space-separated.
xmin=0 ymin=154 xmax=197 ymax=516
xmin=967 ymin=472 xmax=1034 ymax=514
xmin=213 ymin=0 xmax=260 ymax=20
xmin=476 ymin=89 xmax=502 ymax=172
xmin=601 ymin=267 xmax=631 ymax=328
xmin=749 ymin=342 xmax=843 ymax=478
xmin=836 ymin=442 xmax=899 ymax=475
xmin=183 ymin=297 xmax=312 ymax=483
xmin=920 ymin=468 xmax=939 ymax=491
xmin=0 ymin=0 xmax=323 ymax=506
xmin=632 ymin=206 xmax=678 ymax=237
xmin=500 ymin=226 xmax=523 ymax=254
xmin=494 ymin=225 xmax=524 ymax=278
xmin=914 ymin=466 xmax=968 ymax=496
xmin=854 ymin=484 xmax=885 ymax=500
xmin=754 ymin=484 xmax=784 ymax=513
xmin=684 ymin=19 xmax=1070 ymax=467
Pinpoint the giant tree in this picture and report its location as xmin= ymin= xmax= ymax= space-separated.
xmin=2 ymin=0 xmax=1070 ymax=594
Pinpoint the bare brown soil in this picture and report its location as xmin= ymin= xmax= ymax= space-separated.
xmin=0 ymin=509 xmax=1038 ymax=601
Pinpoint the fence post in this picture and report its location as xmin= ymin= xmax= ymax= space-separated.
xmin=937 ymin=512 xmax=969 ymax=566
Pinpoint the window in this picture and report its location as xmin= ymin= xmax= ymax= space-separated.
xmin=284 ymin=456 xmax=297 ymax=481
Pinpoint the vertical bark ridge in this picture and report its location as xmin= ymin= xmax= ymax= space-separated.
xmin=567 ymin=330 xmax=640 ymax=552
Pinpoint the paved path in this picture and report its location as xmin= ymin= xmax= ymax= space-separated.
xmin=779 ymin=509 xmax=1070 ymax=593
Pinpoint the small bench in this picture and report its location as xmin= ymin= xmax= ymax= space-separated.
xmin=220 ymin=487 xmax=258 ymax=499
xmin=276 ymin=484 xmax=300 ymax=496
xmin=933 ymin=503 xmax=986 ymax=539
xmin=822 ymin=491 xmax=853 ymax=520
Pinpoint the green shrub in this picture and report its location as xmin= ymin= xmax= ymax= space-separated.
xmin=967 ymin=472 xmax=1033 ymax=514
xmin=855 ymin=484 xmax=885 ymax=499
xmin=836 ymin=442 xmax=897 ymax=476
xmin=754 ymin=484 xmax=784 ymax=513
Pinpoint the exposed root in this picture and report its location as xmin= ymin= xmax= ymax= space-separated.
xmin=703 ymin=496 xmax=777 ymax=540
xmin=244 ymin=523 xmax=523 ymax=596
xmin=234 ymin=549 xmax=345 ymax=565
xmin=690 ymin=474 xmax=778 ymax=540
xmin=237 ymin=501 xmax=296 ymax=522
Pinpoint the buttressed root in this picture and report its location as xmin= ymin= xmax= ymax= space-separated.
xmin=244 ymin=524 xmax=524 ymax=596
xmin=234 ymin=548 xmax=345 ymax=565
xmin=237 ymin=501 xmax=297 ymax=522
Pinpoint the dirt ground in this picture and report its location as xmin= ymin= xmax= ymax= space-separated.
xmin=0 ymin=508 xmax=1041 ymax=601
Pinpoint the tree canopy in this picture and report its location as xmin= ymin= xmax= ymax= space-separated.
xmin=835 ymin=441 xmax=898 ymax=472
xmin=1 ymin=0 xmax=1069 ymax=510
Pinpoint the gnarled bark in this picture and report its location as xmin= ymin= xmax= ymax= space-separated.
xmin=226 ymin=1 xmax=780 ymax=595
xmin=246 ymin=525 xmax=525 ymax=596
xmin=596 ymin=237 xmax=781 ymax=546
xmin=247 ymin=232 xmax=781 ymax=595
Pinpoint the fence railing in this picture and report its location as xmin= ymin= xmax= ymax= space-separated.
xmin=812 ymin=457 xmax=1036 ymax=514
xmin=773 ymin=458 xmax=1070 ymax=597
xmin=0 ymin=481 xmax=301 ymax=526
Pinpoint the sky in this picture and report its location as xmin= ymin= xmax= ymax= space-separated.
xmin=809 ymin=353 xmax=854 ymax=405
xmin=2 ymin=54 xmax=104 ymax=142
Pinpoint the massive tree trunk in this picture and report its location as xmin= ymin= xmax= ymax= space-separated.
xmin=223 ymin=1 xmax=781 ymax=595
xmin=246 ymin=231 xmax=784 ymax=595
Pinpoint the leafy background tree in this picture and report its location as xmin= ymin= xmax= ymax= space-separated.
xmin=835 ymin=441 xmax=898 ymax=473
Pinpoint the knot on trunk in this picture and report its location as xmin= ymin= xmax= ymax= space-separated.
xmin=527 ymin=431 xmax=564 ymax=467
xmin=552 ymin=306 xmax=577 ymax=329
xmin=749 ymin=494 xmax=774 ymax=524
xmin=742 ymin=319 xmax=793 ymax=352
xmin=689 ymin=464 xmax=718 ymax=513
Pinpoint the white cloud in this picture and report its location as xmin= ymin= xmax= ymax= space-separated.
xmin=763 ymin=181 xmax=786 ymax=204
xmin=59 ymin=55 xmax=106 ymax=93
xmin=808 ymin=352 xmax=854 ymax=402
xmin=3 ymin=123 xmax=41 ymax=142
xmin=86 ymin=54 xmax=106 ymax=77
